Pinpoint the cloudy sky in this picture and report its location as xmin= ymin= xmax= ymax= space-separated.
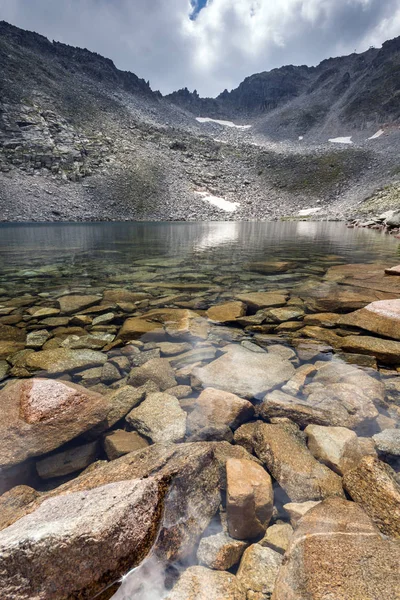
xmin=0 ymin=0 xmax=399 ymax=96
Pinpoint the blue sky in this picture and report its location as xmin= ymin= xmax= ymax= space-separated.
xmin=0 ymin=0 xmax=399 ymax=96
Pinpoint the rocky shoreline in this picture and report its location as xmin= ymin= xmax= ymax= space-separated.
xmin=0 ymin=251 xmax=399 ymax=599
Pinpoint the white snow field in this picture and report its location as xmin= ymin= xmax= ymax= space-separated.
xmin=368 ymin=129 xmax=384 ymax=140
xmin=298 ymin=207 xmax=322 ymax=216
xmin=196 ymin=117 xmax=251 ymax=129
xmin=195 ymin=191 xmax=240 ymax=212
xmin=328 ymin=136 xmax=353 ymax=144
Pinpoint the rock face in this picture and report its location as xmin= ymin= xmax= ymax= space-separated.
xmin=272 ymin=498 xmax=400 ymax=600
xmin=197 ymin=531 xmax=248 ymax=570
xmin=254 ymin=423 xmax=344 ymax=502
xmin=0 ymin=378 xmax=109 ymax=468
xmin=305 ymin=425 xmax=364 ymax=475
xmin=126 ymin=392 xmax=187 ymax=443
xmin=343 ymin=456 xmax=400 ymax=538
xmin=226 ymin=458 xmax=273 ymax=539
xmin=339 ymin=299 xmax=400 ymax=340
xmin=236 ymin=544 xmax=283 ymax=598
xmin=0 ymin=478 xmax=164 ymax=600
xmin=165 ymin=566 xmax=246 ymax=600
xmin=195 ymin=345 xmax=295 ymax=399
xmin=187 ymin=388 xmax=254 ymax=435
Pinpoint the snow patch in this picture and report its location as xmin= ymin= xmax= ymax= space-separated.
xmin=298 ymin=207 xmax=322 ymax=216
xmin=299 ymin=136 xmax=304 ymax=141
xmin=196 ymin=191 xmax=240 ymax=212
xmin=196 ymin=117 xmax=251 ymax=129
xmin=329 ymin=136 xmax=353 ymax=144
xmin=368 ymin=129 xmax=384 ymax=140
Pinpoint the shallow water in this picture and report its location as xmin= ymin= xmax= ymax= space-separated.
xmin=0 ymin=221 xmax=399 ymax=599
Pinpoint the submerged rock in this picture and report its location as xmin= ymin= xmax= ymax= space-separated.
xmin=236 ymin=544 xmax=282 ymax=598
xmin=128 ymin=357 xmax=177 ymax=390
xmin=58 ymin=294 xmax=101 ymax=314
xmin=197 ymin=531 xmax=248 ymax=570
xmin=207 ymin=301 xmax=246 ymax=323
xmin=103 ymin=429 xmax=149 ymax=460
xmin=339 ymin=299 xmax=400 ymax=340
xmin=305 ymin=424 xmax=364 ymax=475
xmin=0 ymin=378 xmax=109 ymax=469
xmin=24 ymin=348 xmax=107 ymax=374
xmin=254 ymin=423 xmax=344 ymax=502
xmin=165 ymin=566 xmax=246 ymax=600
xmin=126 ymin=392 xmax=187 ymax=443
xmin=195 ymin=344 xmax=295 ymax=399
xmin=226 ymin=457 xmax=273 ymax=540
xmin=272 ymin=498 xmax=400 ymax=600
xmin=187 ymin=387 xmax=255 ymax=435
xmin=35 ymin=441 xmax=99 ymax=479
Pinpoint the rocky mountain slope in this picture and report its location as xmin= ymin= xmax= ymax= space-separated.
xmin=0 ymin=20 xmax=399 ymax=222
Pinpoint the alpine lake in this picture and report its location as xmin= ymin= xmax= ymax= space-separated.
xmin=0 ymin=221 xmax=399 ymax=600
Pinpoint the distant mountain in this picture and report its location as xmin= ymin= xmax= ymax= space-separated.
xmin=166 ymin=38 xmax=400 ymax=138
xmin=0 ymin=20 xmax=399 ymax=222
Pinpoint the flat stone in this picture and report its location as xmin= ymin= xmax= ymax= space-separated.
xmin=128 ymin=358 xmax=177 ymax=390
xmin=187 ymin=387 xmax=255 ymax=435
xmin=246 ymin=261 xmax=292 ymax=274
xmin=0 ymin=378 xmax=109 ymax=469
xmin=0 ymin=360 xmax=9 ymax=381
xmin=339 ymin=299 xmax=400 ymax=340
xmin=373 ymin=429 xmax=400 ymax=456
xmin=36 ymin=441 xmax=98 ymax=479
xmin=236 ymin=544 xmax=282 ymax=597
xmin=273 ymin=498 xmax=400 ymax=600
xmin=0 ymin=324 xmax=26 ymax=342
xmin=254 ymin=423 xmax=345 ymax=502
xmin=26 ymin=329 xmax=51 ymax=349
xmin=0 ymin=486 xmax=40 ymax=531
xmin=385 ymin=265 xmax=400 ymax=275
xmin=197 ymin=531 xmax=248 ymax=570
xmin=207 ymin=301 xmax=246 ymax=323
xmin=58 ymin=294 xmax=101 ymax=314
xmin=126 ymin=392 xmax=187 ymax=443
xmin=0 ymin=478 xmax=164 ymax=600
xmin=226 ymin=458 xmax=273 ymax=540
xmin=235 ymin=292 xmax=287 ymax=310
xmin=341 ymin=334 xmax=400 ymax=364
xmin=25 ymin=348 xmax=107 ymax=374
xmin=61 ymin=333 xmax=114 ymax=350
xmin=266 ymin=307 xmax=304 ymax=322
xmin=297 ymin=279 xmax=395 ymax=312
xmin=103 ymin=289 xmax=149 ymax=303
xmin=165 ymin=566 xmax=246 ymax=600
xmin=195 ymin=344 xmax=295 ymax=400
xmin=103 ymin=430 xmax=149 ymax=460
xmin=343 ymin=455 xmax=400 ymax=538
xmin=303 ymin=312 xmax=341 ymax=327
xmin=119 ymin=317 xmax=163 ymax=341
xmin=259 ymin=389 xmax=332 ymax=427
xmin=92 ymin=312 xmax=115 ymax=326
xmin=27 ymin=307 xmax=60 ymax=318
xmin=259 ymin=523 xmax=293 ymax=553
xmin=157 ymin=341 xmax=192 ymax=356
xmin=305 ymin=425 xmax=364 ymax=475
xmin=0 ymin=340 xmax=25 ymax=359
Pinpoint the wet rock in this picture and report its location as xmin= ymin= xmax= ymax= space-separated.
xmin=187 ymin=387 xmax=255 ymax=435
xmin=0 ymin=340 xmax=25 ymax=359
xmin=267 ymin=344 xmax=297 ymax=360
xmin=36 ymin=441 xmax=98 ymax=479
xmin=165 ymin=566 xmax=246 ymax=600
xmin=26 ymin=329 xmax=50 ymax=349
xmin=126 ymin=392 xmax=187 ymax=443
xmin=259 ymin=523 xmax=293 ymax=553
xmin=226 ymin=457 xmax=273 ymax=540
xmin=210 ymin=441 xmax=262 ymax=489
xmin=259 ymin=389 xmax=332 ymax=427
xmin=254 ymin=423 xmax=344 ymax=502
xmin=341 ymin=334 xmax=400 ymax=364
xmin=235 ymin=292 xmax=287 ymax=310
xmin=266 ymin=307 xmax=304 ymax=322
xmin=103 ymin=429 xmax=149 ymax=460
xmin=0 ymin=478 xmax=164 ymax=600
xmin=0 ymin=324 xmax=26 ymax=342
xmin=0 ymin=378 xmax=109 ymax=469
xmin=157 ymin=341 xmax=192 ymax=356
xmin=165 ymin=384 xmax=192 ymax=399
xmin=119 ymin=316 xmax=163 ymax=341
xmin=197 ymin=531 xmax=248 ymax=570
xmin=283 ymin=501 xmax=321 ymax=527
xmin=93 ymin=384 xmax=153 ymax=434
xmin=61 ymin=333 xmax=114 ymax=350
xmin=24 ymin=347 xmax=107 ymax=374
xmin=92 ymin=312 xmax=115 ymax=326
xmin=237 ymin=544 xmax=282 ymax=598
xmin=373 ymin=429 xmax=400 ymax=456
xmin=0 ymin=485 xmax=40 ymax=531
xmin=305 ymin=425 xmax=364 ymax=475
xmin=103 ymin=289 xmax=149 ymax=304
xmin=233 ymin=422 xmax=259 ymax=454
xmin=100 ymin=361 xmax=121 ymax=383
xmin=343 ymin=455 xmax=400 ymax=538
xmin=246 ymin=261 xmax=291 ymax=274
xmin=27 ymin=307 xmax=60 ymax=318
xmin=207 ymin=301 xmax=246 ymax=323
xmin=128 ymin=357 xmax=177 ymax=390
xmin=273 ymin=498 xmax=400 ymax=600
xmin=0 ymin=359 xmax=9 ymax=381
xmin=195 ymin=344 xmax=295 ymax=399
xmin=303 ymin=312 xmax=341 ymax=327
xmin=58 ymin=294 xmax=101 ymax=314
xmin=339 ymin=299 xmax=400 ymax=341
xmin=297 ymin=280 xmax=393 ymax=312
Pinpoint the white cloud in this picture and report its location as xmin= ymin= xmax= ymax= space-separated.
xmin=0 ymin=0 xmax=399 ymax=96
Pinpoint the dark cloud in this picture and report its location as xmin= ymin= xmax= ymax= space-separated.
xmin=0 ymin=0 xmax=399 ymax=96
